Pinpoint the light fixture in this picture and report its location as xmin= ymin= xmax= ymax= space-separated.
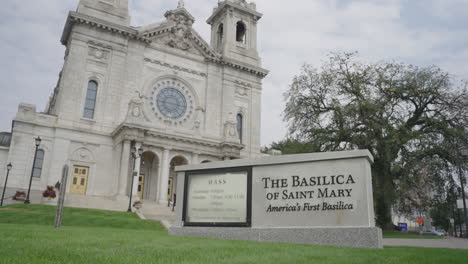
xmin=7 ymin=163 xmax=12 ymax=171
xmin=131 ymin=146 xmax=136 ymax=158
xmin=138 ymin=147 xmax=144 ymax=156
xmin=35 ymin=137 xmax=41 ymax=147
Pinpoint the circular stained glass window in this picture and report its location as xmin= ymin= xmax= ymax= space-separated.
xmin=156 ymin=88 xmax=187 ymax=119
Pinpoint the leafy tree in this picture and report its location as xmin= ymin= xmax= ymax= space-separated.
xmin=263 ymin=139 xmax=320 ymax=155
xmin=283 ymin=52 xmax=468 ymax=229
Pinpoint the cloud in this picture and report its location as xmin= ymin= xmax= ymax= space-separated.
xmin=0 ymin=0 xmax=467 ymax=147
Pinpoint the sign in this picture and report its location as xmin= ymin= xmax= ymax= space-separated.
xmin=457 ymin=199 xmax=468 ymax=209
xmin=55 ymin=165 xmax=69 ymax=228
xmin=172 ymin=150 xmax=382 ymax=249
xmin=183 ymin=167 xmax=251 ymax=226
xmin=398 ymin=222 xmax=408 ymax=232
xmin=252 ymin=158 xmax=372 ymax=228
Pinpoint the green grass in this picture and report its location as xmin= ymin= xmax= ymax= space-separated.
xmin=383 ymin=231 xmax=445 ymax=239
xmin=0 ymin=204 xmax=467 ymax=264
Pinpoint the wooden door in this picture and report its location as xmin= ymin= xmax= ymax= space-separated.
xmin=138 ymin=174 xmax=145 ymax=200
xmin=70 ymin=166 xmax=89 ymax=195
xmin=167 ymin=177 xmax=174 ymax=201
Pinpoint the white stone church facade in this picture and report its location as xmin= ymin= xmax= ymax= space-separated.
xmin=0 ymin=0 xmax=267 ymax=208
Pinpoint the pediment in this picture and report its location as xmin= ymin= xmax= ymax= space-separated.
xmin=149 ymin=30 xmax=203 ymax=57
xmin=139 ymin=8 xmax=219 ymax=60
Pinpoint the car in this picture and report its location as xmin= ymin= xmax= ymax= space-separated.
xmin=435 ymin=229 xmax=446 ymax=236
xmin=421 ymin=230 xmax=444 ymax=236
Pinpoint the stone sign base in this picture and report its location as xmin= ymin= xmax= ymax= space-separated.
xmin=170 ymin=226 xmax=383 ymax=249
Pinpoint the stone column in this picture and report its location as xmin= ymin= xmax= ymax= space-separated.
xmin=132 ymin=142 xmax=142 ymax=200
xmin=158 ymin=148 xmax=171 ymax=204
xmin=117 ymin=140 xmax=131 ymax=197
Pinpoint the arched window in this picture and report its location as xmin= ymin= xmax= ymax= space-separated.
xmin=236 ymin=113 xmax=243 ymax=143
xmin=83 ymin=80 xmax=98 ymax=119
xmin=236 ymin=21 xmax=246 ymax=44
xmin=32 ymin=149 xmax=45 ymax=178
xmin=217 ymin=23 xmax=224 ymax=48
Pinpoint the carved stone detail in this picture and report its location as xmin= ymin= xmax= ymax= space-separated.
xmin=144 ymin=58 xmax=207 ymax=77
xmin=87 ymin=41 xmax=111 ymax=62
xmin=124 ymin=93 xmax=150 ymax=125
xmin=165 ymin=9 xmax=194 ymax=51
xmin=88 ymin=46 xmax=109 ymax=61
xmin=71 ymin=147 xmax=95 ymax=163
xmin=235 ymin=86 xmax=248 ymax=96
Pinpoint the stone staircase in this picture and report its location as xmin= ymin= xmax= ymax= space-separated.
xmin=139 ymin=201 xmax=176 ymax=229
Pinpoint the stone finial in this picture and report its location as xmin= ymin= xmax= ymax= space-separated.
xmin=177 ymin=0 xmax=185 ymax=8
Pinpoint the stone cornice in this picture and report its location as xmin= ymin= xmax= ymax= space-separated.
xmin=208 ymin=56 xmax=269 ymax=78
xmin=61 ymin=11 xmax=268 ymax=78
xmin=112 ymin=124 xmax=243 ymax=154
xmin=144 ymin=58 xmax=207 ymax=77
xmin=61 ymin=11 xmax=151 ymax=45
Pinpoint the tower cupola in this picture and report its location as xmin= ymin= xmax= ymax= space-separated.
xmin=207 ymin=0 xmax=263 ymax=66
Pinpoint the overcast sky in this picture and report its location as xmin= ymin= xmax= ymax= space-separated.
xmin=1 ymin=0 xmax=468 ymax=146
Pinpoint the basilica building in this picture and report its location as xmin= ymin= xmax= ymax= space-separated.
xmin=0 ymin=0 xmax=267 ymax=209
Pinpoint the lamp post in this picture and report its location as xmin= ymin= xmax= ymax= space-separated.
xmin=460 ymin=148 xmax=468 ymax=238
xmin=459 ymin=167 xmax=468 ymax=238
xmin=25 ymin=137 xmax=41 ymax=204
xmin=127 ymin=145 xmax=143 ymax=212
xmin=1 ymin=163 xmax=13 ymax=207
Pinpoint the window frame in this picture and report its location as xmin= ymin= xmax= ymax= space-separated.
xmin=236 ymin=113 xmax=243 ymax=143
xmin=83 ymin=80 xmax=98 ymax=119
xmin=236 ymin=21 xmax=247 ymax=44
xmin=217 ymin=23 xmax=224 ymax=48
xmin=32 ymin=149 xmax=45 ymax=178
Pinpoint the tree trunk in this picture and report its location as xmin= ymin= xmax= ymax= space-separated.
xmin=372 ymin=162 xmax=395 ymax=230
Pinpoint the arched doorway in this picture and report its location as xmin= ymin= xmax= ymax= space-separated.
xmin=139 ymin=151 xmax=160 ymax=201
xmin=168 ymin=156 xmax=188 ymax=206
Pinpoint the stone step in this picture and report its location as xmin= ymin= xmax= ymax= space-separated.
xmin=139 ymin=200 xmax=176 ymax=229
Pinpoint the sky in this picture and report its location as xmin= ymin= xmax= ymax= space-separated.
xmin=1 ymin=0 xmax=468 ymax=146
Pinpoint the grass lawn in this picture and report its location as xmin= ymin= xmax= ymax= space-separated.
xmin=383 ymin=231 xmax=445 ymax=239
xmin=0 ymin=204 xmax=467 ymax=264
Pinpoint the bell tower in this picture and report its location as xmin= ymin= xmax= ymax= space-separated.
xmin=77 ymin=0 xmax=130 ymax=26
xmin=207 ymin=0 xmax=263 ymax=66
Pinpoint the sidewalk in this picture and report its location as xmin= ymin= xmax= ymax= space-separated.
xmin=383 ymin=237 xmax=468 ymax=249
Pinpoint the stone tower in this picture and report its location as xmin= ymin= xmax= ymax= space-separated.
xmin=207 ymin=0 xmax=262 ymax=66
xmin=77 ymin=0 xmax=130 ymax=25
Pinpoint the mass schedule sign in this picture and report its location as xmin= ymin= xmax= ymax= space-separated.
xmin=183 ymin=170 xmax=250 ymax=226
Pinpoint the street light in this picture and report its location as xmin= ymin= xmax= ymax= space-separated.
xmin=25 ymin=137 xmax=41 ymax=204
xmin=1 ymin=163 xmax=13 ymax=207
xmin=459 ymin=147 xmax=468 ymax=238
xmin=127 ymin=145 xmax=143 ymax=212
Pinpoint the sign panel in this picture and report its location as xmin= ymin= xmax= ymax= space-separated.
xmin=398 ymin=223 xmax=408 ymax=232
xmin=251 ymin=158 xmax=374 ymax=227
xmin=183 ymin=168 xmax=251 ymax=226
xmin=457 ymin=199 xmax=468 ymax=209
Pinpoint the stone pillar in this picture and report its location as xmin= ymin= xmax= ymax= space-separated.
xmin=158 ymin=148 xmax=171 ymax=204
xmin=117 ymin=140 xmax=131 ymax=197
xmin=132 ymin=142 xmax=142 ymax=200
